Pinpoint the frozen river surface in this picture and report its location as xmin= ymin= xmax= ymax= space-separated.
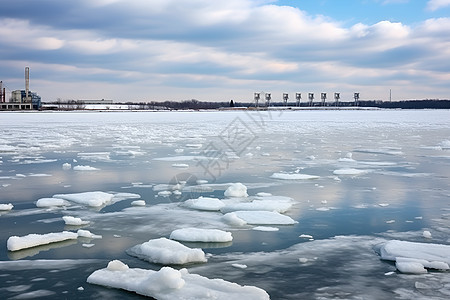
xmin=0 ymin=110 xmax=449 ymax=299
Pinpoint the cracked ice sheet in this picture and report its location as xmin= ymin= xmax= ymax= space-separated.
xmin=189 ymin=235 xmax=450 ymax=300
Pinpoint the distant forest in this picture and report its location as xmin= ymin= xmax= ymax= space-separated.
xmin=131 ymin=99 xmax=450 ymax=110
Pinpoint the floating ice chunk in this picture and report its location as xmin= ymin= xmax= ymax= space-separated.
xmin=386 ymin=220 xmax=395 ymax=224
xmin=62 ymin=163 xmax=72 ymax=170
xmin=395 ymin=260 xmax=427 ymax=274
xmin=182 ymin=197 xmax=225 ymax=211
xmin=440 ymin=140 xmax=450 ymax=149
xmin=221 ymin=199 xmax=292 ymax=214
xmin=378 ymin=203 xmax=389 ymax=207
xmin=299 ymin=258 xmax=308 ymax=263
xmin=270 ymin=173 xmax=319 ymax=180
xmin=423 ymin=231 xmax=432 ymax=239
xmin=36 ymin=198 xmax=70 ymax=208
xmin=0 ymin=203 xmax=13 ymax=211
xmin=316 ymin=207 xmax=330 ymax=211
xmin=87 ymin=262 xmax=269 ymax=300
xmin=158 ymin=191 xmax=172 ymax=196
xmin=53 ymin=191 xmax=114 ymax=207
xmin=377 ymin=240 xmax=450 ymax=274
xmin=62 ymin=216 xmax=90 ymax=226
xmin=252 ymin=226 xmax=279 ymax=232
xmin=222 ymin=212 xmax=247 ymax=226
xmin=107 ymin=259 xmax=129 ymax=271
xmin=170 ymin=228 xmax=233 ymax=243
xmin=224 ymin=183 xmax=248 ymax=198
xmin=127 ymin=237 xmax=207 ymax=265
xmin=231 ymin=264 xmax=247 ymax=269
xmin=229 ymin=211 xmax=297 ymax=225
xmin=77 ymin=230 xmax=102 ymax=239
xmin=333 ymin=168 xmax=369 ymax=175
xmin=299 ymin=234 xmax=313 ymax=239
xmin=82 ymin=244 xmax=95 ymax=248
xmin=7 ymin=231 xmax=78 ymax=251
xmin=73 ymin=165 xmax=99 ymax=171
xmin=131 ymin=200 xmax=146 ymax=206
xmin=196 ymin=179 xmax=208 ymax=184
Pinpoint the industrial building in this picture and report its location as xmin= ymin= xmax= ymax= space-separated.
xmin=0 ymin=67 xmax=41 ymax=110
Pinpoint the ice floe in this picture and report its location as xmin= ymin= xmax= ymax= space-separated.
xmin=170 ymin=228 xmax=233 ymax=243
xmin=333 ymin=168 xmax=369 ymax=175
xmin=51 ymin=191 xmax=140 ymax=207
xmin=127 ymin=237 xmax=207 ymax=265
xmin=182 ymin=197 xmax=225 ymax=211
xmin=7 ymin=231 xmax=78 ymax=251
xmin=224 ymin=183 xmax=248 ymax=198
xmin=36 ymin=198 xmax=70 ymax=208
xmin=226 ymin=211 xmax=297 ymax=225
xmin=62 ymin=216 xmax=90 ymax=226
xmin=87 ymin=260 xmax=270 ymax=300
xmin=376 ymin=240 xmax=450 ymax=274
xmin=62 ymin=163 xmax=72 ymax=170
xmin=73 ymin=165 xmax=100 ymax=171
xmin=131 ymin=200 xmax=146 ymax=206
xmin=0 ymin=203 xmax=14 ymax=211
xmin=221 ymin=197 xmax=293 ymax=214
xmin=77 ymin=229 xmax=102 ymax=239
xmin=270 ymin=172 xmax=319 ymax=180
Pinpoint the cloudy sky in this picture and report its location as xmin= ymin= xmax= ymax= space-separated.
xmin=1 ymin=0 xmax=449 ymax=102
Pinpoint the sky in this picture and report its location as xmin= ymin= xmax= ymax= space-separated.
xmin=0 ymin=0 xmax=449 ymax=102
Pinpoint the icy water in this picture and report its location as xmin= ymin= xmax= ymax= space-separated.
xmin=0 ymin=110 xmax=449 ymax=299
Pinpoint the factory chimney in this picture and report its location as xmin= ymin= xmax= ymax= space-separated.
xmin=0 ymin=81 xmax=3 ymax=103
xmin=25 ymin=67 xmax=30 ymax=101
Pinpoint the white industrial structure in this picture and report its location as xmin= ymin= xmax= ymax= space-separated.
xmin=0 ymin=67 xmax=41 ymax=110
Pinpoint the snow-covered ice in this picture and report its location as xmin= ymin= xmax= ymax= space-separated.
xmin=52 ymin=191 xmax=117 ymax=207
xmin=77 ymin=229 xmax=102 ymax=239
xmin=270 ymin=172 xmax=319 ymax=180
xmin=333 ymin=168 xmax=369 ymax=175
xmin=170 ymin=228 xmax=233 ymax=243
xmin=221 ymin=197 xmax=293 ymax=213
xmin=127 ymin=237 xmax=207 ymax=265
xmin=87 ymin=260 xmax=269 ymax=300
xmin=62 ymin=216 xmax=90 ymax=226
xmin=131 ymin=200 xmax=146 ymax=206
xmin=224 ymin=183 xmax=248 ymax=198
xmin=225 ymin=211 xmax=298 ymax=225
xmin=376 ymin=240 xmax=450 ymax=274
xmin=36 ymin=198 xmax=70 ymax=208
xmin=182 ymin=197 xmax=225 ymax=211
xmin=7 ymin=231 xmax=78 ymax=251
xmin=73 ymin=165 xmax=100 ymax=171
xmin=0 ymin=203 xmax=14 ymax=211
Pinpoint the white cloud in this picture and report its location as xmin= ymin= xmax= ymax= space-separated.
xmin=427 ymin=0 xmax=450 ymax=11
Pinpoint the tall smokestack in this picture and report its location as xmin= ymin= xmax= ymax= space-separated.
xmin=0 ymin=81 xmax=3 ymax=103
xmin=25 ymin=67 xmax=30 ymax=101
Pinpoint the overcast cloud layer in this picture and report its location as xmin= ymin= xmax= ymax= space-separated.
xmin=0 ymin=0 xmax=449 ymax=102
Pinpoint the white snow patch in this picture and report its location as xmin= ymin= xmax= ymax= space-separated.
xmin=127 ymin=237 xmax=207 ymax=265
xmin=224 ymin=183 xmax=248 ymax=198
xmin=221 ymin=198 xmax=293 ymax=214
xmin=87 ymin=262 xmax=269 ymax=300
xmin=77 ymin=229 xmax=102 ymax=239
xmin=0 ymin=203 xmax=13 ymax=211
xmin=62 ymin=216 xmax=90 ymax=226
xmin=53 ymin=191 xmax=114 ymax=207
xmin=182 ymin=197 xmax=225 ymax=211
xmin=172 ymin=163 xmax=189 ymax=168
xmin=270 ymin=173 xmax=319 ymax=180
xmin=299 ymin=234 xmax=314 ymax=239
xmin=423 ymin=231 xmax=432 ymax=239
xmin=7 ymin=231 xmax=78 ymax=251
xmin=228 ymin=211 xmax=297 ymax=225
xmin=222 ymin=212 xmax=248 ymax=226
xmin=170 ymin=228 xmax=233 ymax=243
xmin=62 ymin=163 xmax=72 ymax=170
xmin=73 ymin=165 xmax=99 ymax=171
xmin=252 ymin=226 xmax=279 ymax=232
xmin=131 ymin=200 xmax=146 ymax=206
xmin=231 ymin=263 xmax=247 ymax=269
xmin=377 ymin=240 xmax=450 ymax=274
xmin=36 ymin=198 xmax=70 ymax=208
xmin=333 ymin=168 xmax=369 ymax=175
